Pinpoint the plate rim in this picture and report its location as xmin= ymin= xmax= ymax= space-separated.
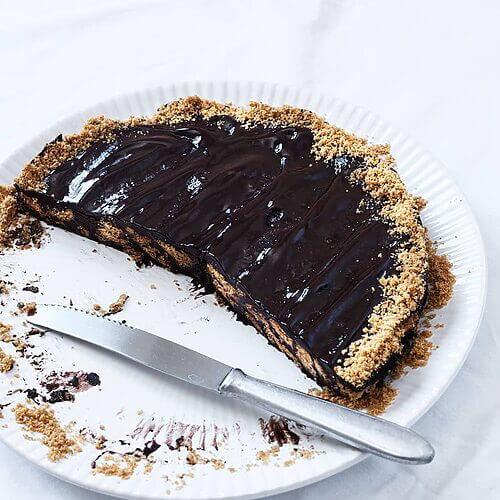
xmin=0 ymin=80 xmax=488 ymax=500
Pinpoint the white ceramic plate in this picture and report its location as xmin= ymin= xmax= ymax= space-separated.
xmin=0 ymin=82 xmax=486 ymax=499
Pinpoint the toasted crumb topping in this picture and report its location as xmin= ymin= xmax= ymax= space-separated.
xmin=14 ymin=403 xmax=80 ymax=461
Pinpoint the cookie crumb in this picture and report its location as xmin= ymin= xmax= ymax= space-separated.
xmin=0 ymin=322 xmax=12 ymax=342
xmin=186 ymin=449 xmax=208 ymax=465
xmin=290 ymin=448 xmax=318 ymax=460
xmin=18 ymin=302 xmax=37 ymax=316
xmin=210 ymin=458 xmax=225 ymax=470
xmin=143 ymin=460 xmax=154 ymax=474
xmin=106 ymin=294 xmax=129 ymax=315
xmin=426 ymin=241 xmax=456 ymax=310
xmin=0 ymin=347 xmax=15 ymax=372
xmin=13 ymin=338 xmax=26 ymax=352
xmin=95 ymin=435 xmax=106 ymax=450
xmin=14 ymin=403 xmax=80 ymax=461
xmin=93 ymin=452 xmax=139 ymax=479
xmin=256 ymin=446 xmax=280 ymax=465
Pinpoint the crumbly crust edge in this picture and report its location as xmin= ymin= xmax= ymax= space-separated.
xmin=14 ymin=95 xmax=428 ymax=388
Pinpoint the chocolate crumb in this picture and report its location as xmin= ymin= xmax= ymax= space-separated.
xmin=42 ymin=371 xmax=101 ymax=394
xmin=22 ymin=285 xmax=39 ymax=294
xmin=142 ymin=439 xmax=161 ymax=457
xmin=86 ymin=372 xmax=101 ymax=386
xmin=47 ymin=389 xmax=75 ymax=404
xmin=25 ymin=388 xmax=41 ymax=402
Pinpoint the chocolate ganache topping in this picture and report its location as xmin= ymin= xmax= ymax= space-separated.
xmin=37 ymin=115 xmax=404 ymax=379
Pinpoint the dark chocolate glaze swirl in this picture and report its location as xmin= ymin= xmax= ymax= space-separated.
xmin=38 ymin=116 xmax=405 ymax=379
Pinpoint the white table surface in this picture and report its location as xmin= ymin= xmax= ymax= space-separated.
xmin=1 ymin=0 xmax=499 ymax=498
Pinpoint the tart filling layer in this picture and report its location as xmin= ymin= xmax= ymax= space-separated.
xmin=15 ymin=97 xmax=428 ymax=395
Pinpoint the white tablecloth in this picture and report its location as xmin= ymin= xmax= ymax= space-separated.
xmin=1 ymin=1 xmax=499 ymax=498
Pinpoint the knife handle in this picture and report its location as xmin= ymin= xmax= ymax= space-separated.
xmin=219 ymin=368 xmax=434 ymax=464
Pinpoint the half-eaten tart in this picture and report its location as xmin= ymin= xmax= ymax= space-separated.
xmin=14 ymin=97 xmax=428 ymax=399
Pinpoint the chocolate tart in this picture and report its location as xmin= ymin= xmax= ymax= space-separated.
xmin=14 ymin=97 xmax=429 ymax=397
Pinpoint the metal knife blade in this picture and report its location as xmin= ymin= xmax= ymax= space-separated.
xmin=28 ymin=303 xmax=435 ymax=464
xmin=29 ymin=304 xmax=233 ymax=391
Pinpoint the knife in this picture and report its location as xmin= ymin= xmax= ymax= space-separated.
xmin=28 ymin=304 xmax=434 ymax=464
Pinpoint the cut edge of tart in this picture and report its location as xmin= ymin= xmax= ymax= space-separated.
xmin=14 ymin=96 xmax=429 ymax=398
